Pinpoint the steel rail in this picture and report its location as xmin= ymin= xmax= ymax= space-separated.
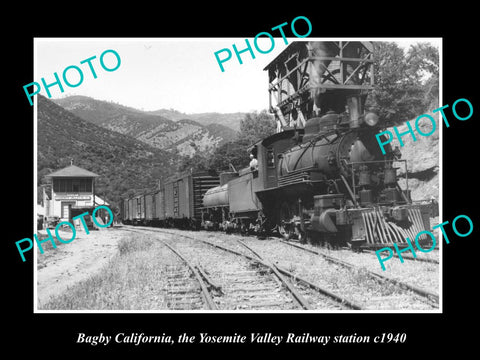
xmin=156 ymin=238 xmax=218 ymax=310
xmin=279 ymin=240 xmax=439 ymax=304
xmin=366 ymin=248 xmax=439 ymax=264
xmin=195 ymin=264 xmax=224 ymax=295
xmin=125 ymin=227 xmax=363 ymax=310
xmin=236 ymin=239 xmax=313 ymax=310
xmin=196 ymin=236 xmax=362 ymax=310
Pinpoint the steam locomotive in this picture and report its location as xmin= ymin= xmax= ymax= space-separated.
xmin=201 ymin=41 xmax=435 ymax=248
xmin=122 ymin=41 xmax=436 ymax=249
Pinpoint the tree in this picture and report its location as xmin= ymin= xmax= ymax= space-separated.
xmin=405 ymin=42 xmax=439 ymax=109
xmin=176 ymin=153 xmax=210 ymax=174
xmin=238 ymin=110 xmax=276 ymax=144
xmin=207 ymin=138 xmax=251 ymax=172
xmin=206 ymin=110 xmax=276 ymax=172
xmin=366 ymin=42 xmax=439 ymax=125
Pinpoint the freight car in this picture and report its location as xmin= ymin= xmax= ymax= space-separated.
xmin=123 ymin=191 xmax=146 ymax=225
xmin=121 ymin=172 xmax=220 ymax=229
xmin=200 ymin=41 xmax=437 ymax=249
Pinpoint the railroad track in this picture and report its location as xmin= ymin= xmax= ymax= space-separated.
xmin=177 ymin=230 xmax=439 ymax=310
xmin=235 ymin=239 xmax=362 ymax=310
xmin=124 ymin=226 xmax=439 ymax=310
xmin=127 ymin=228 xmax=218 ymax=310
xmin=365 ymin=248 xmax=440 ymax=264
xmin=159 ymin=239 xmax=218 ymax=310
xmin=279 ymin=240 xmax=439 ymax=304
xmin=127 ymin=228 xmax=309 ymax=310
xmin=126 ymin=226 xmax=361 ymax=310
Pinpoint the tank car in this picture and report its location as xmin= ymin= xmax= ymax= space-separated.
xmin=202 ymin=183 xmax=229 ymax=230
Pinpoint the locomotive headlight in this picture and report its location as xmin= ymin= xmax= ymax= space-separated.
xmin=364 ymin=112 xmax=379 ymax=126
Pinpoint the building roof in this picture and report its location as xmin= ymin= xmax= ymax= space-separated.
xmin=94 ymin=195 xmax=109 ymax=206
xmin=46 ymin=165 xmax=99 ymax=178
xmin=263 ymin=41 xmax=374 ymax=71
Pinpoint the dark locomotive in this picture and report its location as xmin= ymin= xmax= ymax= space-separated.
xmin=122 ymin=41 xmax=436 ymax=249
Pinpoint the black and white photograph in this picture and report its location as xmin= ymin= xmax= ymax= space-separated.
xmin=6 ymin=7 xmax=478 ymax=355
xmin=33 ymin=37 xmax=442 ymax=313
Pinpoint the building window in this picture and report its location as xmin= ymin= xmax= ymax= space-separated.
xmin=53 ymin=179 xmax=67 ymax=192
xmin=53 ymin=178 xmax=92 ymax=193
xmin=82 ymin=178 xmax=92 ymax=192
xmin=65 ymin=180 xmax=73 ymax=192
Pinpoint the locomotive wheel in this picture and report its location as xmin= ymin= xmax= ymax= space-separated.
xmin=278 ymin=202 xmax=297 ymax=240
xmin=255 ymin=212 xmax=271 ymax=240
xmin=278 ymin=225 xmax=289 ymax=240
xmin=297 ymin=228 xmax=307 ymax=244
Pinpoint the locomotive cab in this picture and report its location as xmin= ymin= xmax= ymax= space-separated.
xmin=257 ymin=40 xmax=435 ymax=247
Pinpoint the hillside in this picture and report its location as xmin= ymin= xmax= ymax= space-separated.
xmin=53 ymin=96 xmax=238 ymax=156
xmin=37 ymin=95 xmax=176 ymax=210
xmin=149 ymin=108 xmax=246 ymax=131
xmin=390 ymin=105 xmax=440 ymax=202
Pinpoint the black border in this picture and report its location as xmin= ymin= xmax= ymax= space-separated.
xmin=7 ymin=6 xmax=478 ymax=355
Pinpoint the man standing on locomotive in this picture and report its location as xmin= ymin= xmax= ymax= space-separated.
xmin=249 ymin=152 xmax=258 ymax=170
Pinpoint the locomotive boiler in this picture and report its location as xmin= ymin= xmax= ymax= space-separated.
xmin=201 ymin=41 xmax=436 ymax=248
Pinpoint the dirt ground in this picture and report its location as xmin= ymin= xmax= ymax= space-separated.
xmin=36 ymin=226 xmax=440 ymax=311
xmin=36 ymin=226 xmax=130 ymax=308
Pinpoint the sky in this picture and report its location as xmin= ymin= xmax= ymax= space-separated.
xmin=34 ymin=38 xmax=441 ymax=114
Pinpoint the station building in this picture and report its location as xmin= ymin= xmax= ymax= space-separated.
xmin=44 ymin=164 xmax=100 ymax=222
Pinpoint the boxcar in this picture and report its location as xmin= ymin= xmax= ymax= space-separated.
xmin=164 ymin=181 xmax=175 ymax=223
xmin=163 ymin=172 xmax=220 ymax=228
xmin=122 ymin=197 xmax=130 ymax=224
xmin=131 ymin=193 xmax=145 ymax=224
xmin=154 ymin=188 xmax=165 ymax=225
xmin=122 ymin=172 xmax=219 ymax=229
xmin=145 ymin=192 xmax=155 ymax=225
xmin=140 ymin=194 xmax=145 ymax=221
xmin=128 ymin=197 xmax=135 ymax=224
